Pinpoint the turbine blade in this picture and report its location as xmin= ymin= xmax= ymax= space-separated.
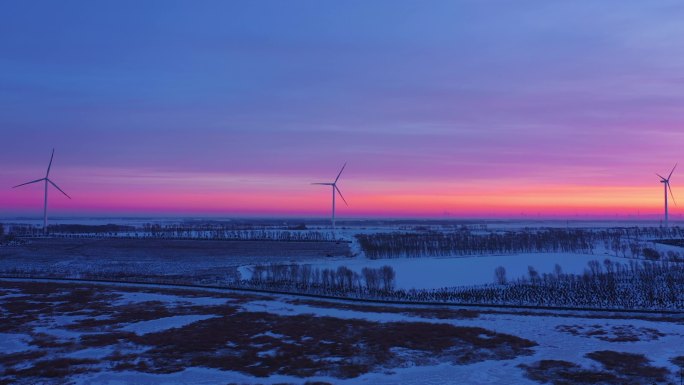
xmin=48 ymin=179 xmax=71 ymax=199
xmin=335 ymin=185 xmax=348 ymax=206
xmin=668 ymin=182 xmax=677 ymax=207
xmin=12 ymin=178 xmax=45 ymax=188
xmin=46 ymin=148 xmax=55 ymax=177
xmin=668 ymin=163 xmax=678 ymax=180
xmin=334 ymin=162 xmax=347 ymax=183
xmin=656 ymin=173 xmax=666 ymax=180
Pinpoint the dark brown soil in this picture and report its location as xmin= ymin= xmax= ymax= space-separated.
xmin=520 ymin=350 xmax=669 ymax=385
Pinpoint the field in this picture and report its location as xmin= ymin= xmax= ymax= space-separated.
xmin=1 ymin=219 xmax=684 ymax=384
xmin=1 ymin=280 xmax=683 ymax=385
xmin=0 ymin=237 xmax=352 ymax=263
xmin=0 ymin=237 xmax=352 ymax=284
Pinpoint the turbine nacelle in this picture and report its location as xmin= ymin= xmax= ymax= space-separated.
xmin=311 ymin=162 xmax=348 ymax=206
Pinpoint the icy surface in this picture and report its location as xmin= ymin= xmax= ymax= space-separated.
xmin=113 ymin=291 xmax=229 ymax=306
xmin=242 ymin=253 xmax=626 ymax=289
xmin=0 ymin=333 xmax=33 ymax=354
xmin=119 ymin=314 xmax=217 ymax=335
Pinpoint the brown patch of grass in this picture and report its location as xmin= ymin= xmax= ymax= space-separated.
xmin=0 ymin=280 xmax=533 ymax=381
xmin=80 ymin=331 xmax=137 ymax=347
xmin=555 ymin=324 xmax=665 ymax=343
xmin=586 ymin=350 xmax=669 ymax=382
xmin=121 ymin=311 xmax=535 ymax=379
xmin=521 ymin=351 xmax=670 ymax=385
xmin=519 ymin=359 xmax=619 ymax=384
xmin=67 ymin=300 xmax=174 ymax=331
xmin=671 ymin=355 xmax=684 ymax=367
xmin=29 ymin=333 xmax=74 ymax=349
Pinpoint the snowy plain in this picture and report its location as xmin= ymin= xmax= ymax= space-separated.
xmin=2 ymin=219 xmax=684 ymax=384
xmin=1 ymin=279 xmax=682 ymax=385
xmin=240 ymin=252 xmax=627 ymax=290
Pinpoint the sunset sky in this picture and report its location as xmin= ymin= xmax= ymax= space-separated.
xmin=2 ymin=1 xmax=684 ymax=218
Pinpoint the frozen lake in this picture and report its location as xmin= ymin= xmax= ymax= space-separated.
xmin=241 ymin=253 xmax=628 ymax=290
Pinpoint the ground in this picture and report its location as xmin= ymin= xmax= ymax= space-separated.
xmin=1 ymin=279 xmax=683 ymax=385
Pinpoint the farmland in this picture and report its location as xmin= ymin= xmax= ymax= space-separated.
xmin=1 ymin=279 xmax=683 ymax=384
xmin=1 ymin=219 xmax=684 ymax=383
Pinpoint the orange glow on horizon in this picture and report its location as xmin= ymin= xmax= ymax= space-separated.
xmin=1 ymin=178 xmax=675 ymax=218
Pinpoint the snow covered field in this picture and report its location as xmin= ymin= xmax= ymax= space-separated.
xmin=241 ymin=253 xmax=627 ymax=290
xmin=1 ymin=279 xmax=682 ymax=385
xmin=2 ymin=220 xmax=684 ymax=383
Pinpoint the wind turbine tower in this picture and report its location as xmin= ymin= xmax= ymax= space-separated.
xmin=312 ymin=163 xmax=348 ymax=232
xmin=657 ymin=163 xmax=677 ymax=227
xmin=13 ymin=149 xmax=71 ymax=234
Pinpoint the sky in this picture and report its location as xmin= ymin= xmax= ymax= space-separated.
xmin=2 ymin=0 xmax=684 ymax=219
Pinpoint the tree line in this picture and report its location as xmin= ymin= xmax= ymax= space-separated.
xmin=356 ymin=227 xmax=684 ymax=259
xmin=7 ymin=223 xmax=336 ymax=242
xmin=246 ymin=263 xmax=396 ymax=293
xmin=385 ymin=259 xmax=684 ymax=310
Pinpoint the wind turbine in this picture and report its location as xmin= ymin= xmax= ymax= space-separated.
xmin=312 ymin=163 xmax=348 ymax=231
xmin=656 ymin=163 xmax=677 ymax=227
xmin=13 ymin=149 xmax=71 ymax=234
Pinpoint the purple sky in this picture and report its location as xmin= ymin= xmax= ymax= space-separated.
xmin=2 ymin=1 xmax=684 ymax=218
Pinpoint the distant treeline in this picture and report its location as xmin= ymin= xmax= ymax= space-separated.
xmin=49 ymin=224 xmax=136 ymax=234
xmin=356 ymin=227 xmax=684 ymax=259
xmin=8 ymin=224 xmax=135 ymax=236
xmin=138 ymin=224 xmax=335 ymax=242
xmin=7 ymin=222 xmax=336 ymax=242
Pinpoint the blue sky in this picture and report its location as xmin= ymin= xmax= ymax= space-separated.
xmin=2 ymin=1 xmax=684 ymax=217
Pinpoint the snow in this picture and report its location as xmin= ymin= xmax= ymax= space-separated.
xmin=236 ymin=291 xmax=684 ymax=380
xmin=241 ymin=253 xmax=627 ymax=290
xmin=0 ymin=333 xmax=33 ymax=354
xmin=119 ymin=314 xmax=217 ymax=335
xmin=72 ymin=367 xmax=341 ymax=385
xmin=33 ymin=315 xmax=89 ymax=339
xmin=4 ymin=277 xmax=684 ymax=384
xmin=113 ymin=291 xmax=229 ymax=307
xmin=69 ymin=364 xmax=536 ymax=385
xmin=352 ymin=361 xmax=537 ymax=385
xmin=4 ymin=219 xmax=684 ymax=383
xmin=66 ymin=347 xmax=116 ymax=360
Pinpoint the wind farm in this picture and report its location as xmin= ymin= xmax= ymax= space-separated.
xmin=2 ymin=1 xmax=684 ymax=384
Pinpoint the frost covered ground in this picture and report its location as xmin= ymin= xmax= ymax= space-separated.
xmin=1 ymin=279 xmax=683 ymax=385
xmin=241 ymin=253 xmax=627 ymax=290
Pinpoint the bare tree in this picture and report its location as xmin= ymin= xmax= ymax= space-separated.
xmin=494 ymin=266 xmax=507 ymax=285
xmin=527 ymin=266 xmax=539 ymax=284
xmin=553 ymin=264 xmax=563 ymax=278
xmin=380 ymin=265 xmax=396 ymax=292
xmin=362 ymin=267 xmax=380 ymax=291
